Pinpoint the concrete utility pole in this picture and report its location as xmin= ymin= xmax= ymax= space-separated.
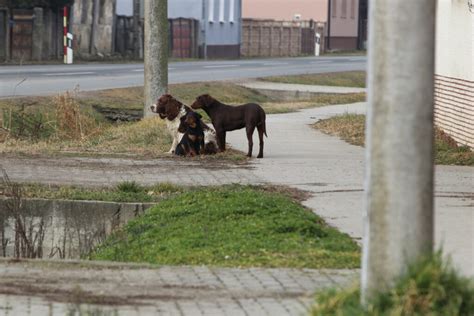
xmin=144 ymin=0 xmax=168 ymax=117
xmin=361 ymin=0 xmax=436 ymax=304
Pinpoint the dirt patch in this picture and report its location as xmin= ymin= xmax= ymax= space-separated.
xmin=258 ymin=185 xmax=313 ymax=202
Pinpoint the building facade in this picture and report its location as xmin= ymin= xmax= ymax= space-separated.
xmin=71 ymin=0 xmax=116 ymax=57
xmin=0 ymin=0 xmax=65 ymax=61
xmin=242 ymin=0 xmax=327 ymax=22
xmin=243 ymin=0 xmax=367 ymax=51
xmin=118 ymin=0 xmax=242 ymax=59
xmin=434 ymin=0 xmax=474 ymax=148
xmin=327 ymin=0 xmax=367 ymax=50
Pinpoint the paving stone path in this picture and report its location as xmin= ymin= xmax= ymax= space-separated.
xmin=0 ymin=259 xmax=357 ymax=315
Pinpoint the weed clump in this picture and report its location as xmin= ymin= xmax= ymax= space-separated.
xmin=312 ymin=252 xmax=474 ymax=316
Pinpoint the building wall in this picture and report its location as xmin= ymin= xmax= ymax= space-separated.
xmin=242 ymin=0 xmax=327 ymax=22
xmin=204 ymin=0 xmax=241 ymax=58
xmin=116 ymin=0 xmax=240 ymax=59
xmin=328 ymin=0 xmax=359 ymax=50
xmin=71 ymin=0 xmax=116 ymax=56
xmin=434 ymin=0 xmax=474 ymax=148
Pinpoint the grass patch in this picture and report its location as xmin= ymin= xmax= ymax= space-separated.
xmin=90 ymin=185 xmax=360 ymax=268
xmin=261 ymin=93 xmax=366 ymax=114
xmin=1 ymin=181 xmax=186 ymax=203
xmin=260 ymin=71 xmax=366 ymax=88
xmin=0 ymin=116 xmax=172 ymax=156
xmin=313 ymin=114 xmax=474 ymax=166
xmin=311 ymin=252 xmax=474 ymax=316
xmin=314 ymin=113 xmax=366 ymax=146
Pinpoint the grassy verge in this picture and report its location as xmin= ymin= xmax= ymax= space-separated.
xmin=261 ymin=93 xmax=366 ymax=114
xmin=311 ymin=252 xmax=474 ymax=316
xmin=0 ymin=181 xmax=185 ymax=203
xmin=260 ymin=71 xmax=366 ymax=88
xmin=323 ymin=50 xmax=367 ymax=56
xmin=313 ymin=114 xmax=474 ymax=166
xmin=0 ymin=81 xmax=364 ymax=157
xmin=90 ymin=185 xmax=360 ymax=269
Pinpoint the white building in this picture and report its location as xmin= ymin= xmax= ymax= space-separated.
xmin=434 ymin=0 xmax=474 ymax=148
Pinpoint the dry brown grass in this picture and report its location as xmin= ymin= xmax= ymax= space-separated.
xmin=54 ymin=91 xmax=102 ymax=141
xmin=0 ymin=117 xmax=171 ymax=157
xmin=313 ymin=114 xmax=474 ymax=166
xmin=313 ymin=113 xmax=366 ymax=146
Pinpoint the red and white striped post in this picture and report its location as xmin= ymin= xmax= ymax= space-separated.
xmin=63 ymin=6 xmax=73 ymax=64
xmin=63 ymin=6 xmax=67 ymax=64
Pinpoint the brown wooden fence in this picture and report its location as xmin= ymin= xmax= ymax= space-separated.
xmin=241 ymin=19 xmax=326 ymax=57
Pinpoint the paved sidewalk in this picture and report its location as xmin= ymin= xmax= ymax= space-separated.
xmin=0 ymin=259 xmax=358 ymax=316
xmin=0 ymin=156 xmax=263 ymax=187
xmin=239 ymin=81 xmax=366 ymax=94
xmin=226 ymin=103 xmax=474 ymax=277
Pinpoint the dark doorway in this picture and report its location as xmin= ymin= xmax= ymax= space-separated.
xmin=10 ymin=10 xmax=34 ymax=60
xmin=0 ymin=10 xmax=6 ymax=60
xmin=357 ymin=0 xmax=368 ymax=49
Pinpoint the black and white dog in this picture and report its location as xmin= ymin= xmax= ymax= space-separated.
xmin=150 ymin=94 xmax=217 ymax=154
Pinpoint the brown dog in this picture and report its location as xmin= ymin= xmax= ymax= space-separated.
xmin=191 ymin=94 xmax=267 ymax=158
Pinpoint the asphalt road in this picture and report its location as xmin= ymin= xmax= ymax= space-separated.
xmin=0 ymin=56 xmax=366 ymax=97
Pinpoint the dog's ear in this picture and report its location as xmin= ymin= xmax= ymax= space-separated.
xmin=166 ymin=97 xmax=181 ymax=121
xmin=158 ymin=94 xmax=171 ymax=105
xmin=195 ymin=112 xmax=202 ymax=120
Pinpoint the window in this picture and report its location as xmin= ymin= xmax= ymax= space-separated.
xmin=341 ymin=0 xmax=347 ymax=18
xmin=229 ymin=0 xmax=235 ymax=23
xmin=219 ymin=0 xmax=225 ymax=23
xmin=350 ymin=0 xmax=356 ymax=19
xmin=332 ymin=0 xmax=337 ymax=18
xmin=208 ymin=0 xmax=215 ymax=23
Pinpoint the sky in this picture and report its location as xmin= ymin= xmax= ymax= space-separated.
xmin=116 ymin=0 xmax=133 ymax=16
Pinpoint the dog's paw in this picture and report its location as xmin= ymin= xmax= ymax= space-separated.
xmin=167 ymin=150 xmax=175 ymax=154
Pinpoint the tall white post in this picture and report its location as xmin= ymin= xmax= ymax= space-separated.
xmin=144 ymin=0 xmax=168 ymax=117
xmin=361 ymin=0 xmax=436 ymax=303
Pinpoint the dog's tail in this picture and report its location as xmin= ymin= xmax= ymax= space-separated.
xmin=259 ymin=120 xmax=268 ymax=137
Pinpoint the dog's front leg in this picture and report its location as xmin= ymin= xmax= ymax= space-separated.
xmin=168 ymin=137 xmax=179 ymax=154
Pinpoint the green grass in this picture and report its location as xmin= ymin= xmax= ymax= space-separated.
xmin=313 ymin=114 xmax=474 ymax=166
xmin=260 ymin=71 xmax=366 ymax=88
xmin=8 ymin=182 xmax=186 ymax=203
xmin=90 ymin=185 xmax=360 ymax=268
xmin=311 ymin=252 xmax=474 ymax=316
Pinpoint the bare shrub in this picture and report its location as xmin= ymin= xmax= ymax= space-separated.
xmin=53 ymin=90 xmax=100 ymax=141
xmin=0 ymin=167 xmax=47 ymax=258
